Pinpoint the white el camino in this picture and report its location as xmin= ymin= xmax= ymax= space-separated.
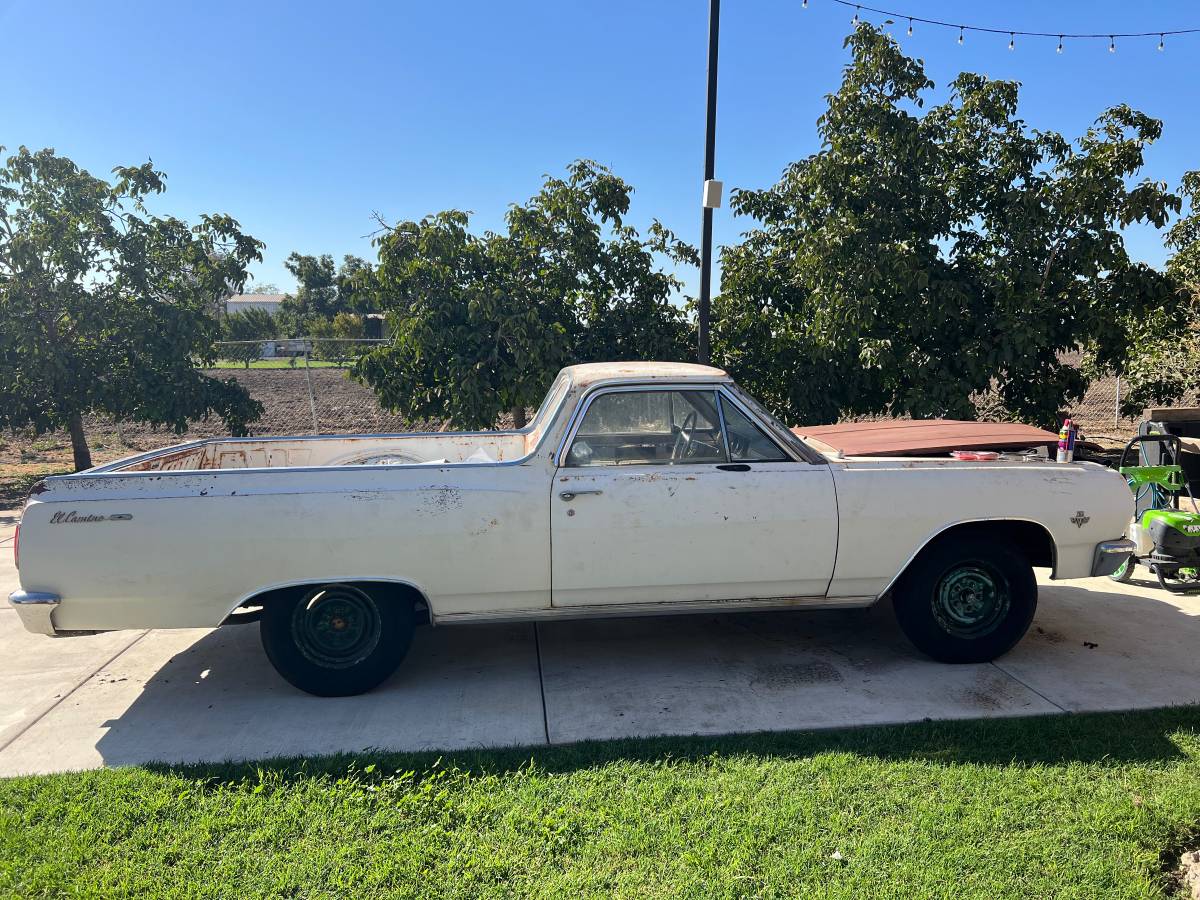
xmin=11 ymin=362 xmax=1134 ymax=696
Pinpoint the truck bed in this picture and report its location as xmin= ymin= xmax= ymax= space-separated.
xmin=93 ymin=431 xmax=532 ymax=473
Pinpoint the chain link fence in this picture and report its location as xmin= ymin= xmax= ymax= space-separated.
xmin=208 ymin=339 xmax=418 ymax=435
xmin=1069 ymin=375 xmax=1200 ymax=444
xmin=1069 ymin=375 xmax=1130 ymax=442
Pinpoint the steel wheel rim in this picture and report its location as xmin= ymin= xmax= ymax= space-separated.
xmin=291 ymin=585 xmax=381 ymax=669
xmin=932 ymin=563 xmax=1010 ymax=638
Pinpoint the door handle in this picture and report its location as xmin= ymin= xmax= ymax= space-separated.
xmin=559 ymin=490 xmax=603 ymax=501
xmin=717 ymin=463 xmax=751 ymax=472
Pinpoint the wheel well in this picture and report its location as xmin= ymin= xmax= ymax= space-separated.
xmin=229 ymin=580 xmax=431 ymax=625
xmin=917 ymin=520 xmax=1056 ymax=571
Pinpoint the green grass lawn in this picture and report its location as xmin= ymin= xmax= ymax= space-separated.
xmin=5 ymin=708 xmax=1200 ymax=898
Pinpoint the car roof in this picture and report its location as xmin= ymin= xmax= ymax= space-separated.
xmin=562 ymin=361 xmax=731 ymax=388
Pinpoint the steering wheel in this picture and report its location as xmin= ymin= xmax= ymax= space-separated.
xmin=671 ymin=411 xmax=697 ymax=462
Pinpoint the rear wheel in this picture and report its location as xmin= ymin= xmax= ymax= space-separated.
xmin=893 ymin=536 xmax=1037 ymax=663
xmin=260 ymin=583 xmax=415 ymax=696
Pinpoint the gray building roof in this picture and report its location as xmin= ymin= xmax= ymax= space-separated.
xmin=226 ymin=294 xmax=286 ymax=314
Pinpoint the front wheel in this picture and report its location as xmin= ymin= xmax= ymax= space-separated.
xmin=260 ymin=583 xmax=415 ymax=696
xmin=892 ymin=536 xmax=1037 ymax=664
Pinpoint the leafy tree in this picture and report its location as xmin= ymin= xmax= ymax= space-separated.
xmin=0 ymin=146 xmax=264 ymax=470
xmin=332 ymin=311 xmax=365 ymax=340
xmin=310 ymin=312 xmax=366 ymax=363
xmin=353 ymin=211 xmax=564 ymax=428
xmin=221 ymin=307 xmax=277 ymax=367
xmin=355 ymin=161 xmax=694 ymax=429
xmin=714 ymin=25 xmax=1180 ymax=428
xmin=246 ymin=281 xmax=281 ymax=294
xmin=277 ymin=253 xmax=372 ymax=335
xmin=504 ymin=161 xmax=696 ymax=367
xmin=1103 ymin=171 xmax=1200 ymax=414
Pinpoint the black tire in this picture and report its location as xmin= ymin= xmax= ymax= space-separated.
xmin=260 ymin=583 xmax=415 ymax=696
xmin=892 ymin=536 xmax=1037 ymax=664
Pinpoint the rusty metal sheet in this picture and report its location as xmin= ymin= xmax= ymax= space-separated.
xmin=791 ymin=419 xmax=1061 ymax=457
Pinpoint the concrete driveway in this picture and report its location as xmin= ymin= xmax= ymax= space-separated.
xmin=2 ymin=516 xmax=1199 ymax=774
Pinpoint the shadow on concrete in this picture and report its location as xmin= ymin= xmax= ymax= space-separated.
xmin=86 ymin=621 xmax=545 ymax=770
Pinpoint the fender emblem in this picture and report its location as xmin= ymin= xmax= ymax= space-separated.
xmin=49 ymin=511 xmax=133 ymax=524
xmin=1069 ymin=510 xmax=1090 ymax=528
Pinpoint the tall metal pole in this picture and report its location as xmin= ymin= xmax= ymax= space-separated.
xmin=697 ymin=0 xmax=720 ymax=365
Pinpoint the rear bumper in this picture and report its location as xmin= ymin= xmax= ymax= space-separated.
xmin=1092 ymin=539 xmax=1136 ymax=577
xmin=8 ymin=591 xmax=60 ymax=636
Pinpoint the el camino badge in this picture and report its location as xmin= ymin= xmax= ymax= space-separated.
xmin=49 ymin=511 xmax=133 ymax=524
xmin=1069 ymin=510 xmax=1090 ymax=528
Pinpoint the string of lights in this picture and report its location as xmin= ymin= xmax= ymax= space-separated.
xmin=805 ymin=0 xmax=1200 ymax=53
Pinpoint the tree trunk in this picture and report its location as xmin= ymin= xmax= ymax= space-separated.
xmin=511 ymin=405 xmax=527 ymax=429
xmin=67 ymin=411 xmax=93 ymax=471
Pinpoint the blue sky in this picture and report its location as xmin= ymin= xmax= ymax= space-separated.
xmin=2 ymin=0 xmax=1196 ymax=295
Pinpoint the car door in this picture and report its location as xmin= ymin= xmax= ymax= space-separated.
xmin=550 ymin=385 xmax=838 ymax=608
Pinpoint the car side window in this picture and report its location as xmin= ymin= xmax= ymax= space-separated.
xmin=566 ymin=390 xmax=727 ymax=466
xmin=718 ymin=395 xmax=790 ymax=462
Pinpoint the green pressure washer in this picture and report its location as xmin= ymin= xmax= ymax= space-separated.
xmin=1111 ymin=432 xmax=1200 ymax=593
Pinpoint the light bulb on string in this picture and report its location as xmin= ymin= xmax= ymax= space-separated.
xmin=816 ymin=4 xmax=1197 ymax=61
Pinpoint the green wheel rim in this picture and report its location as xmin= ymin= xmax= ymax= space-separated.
xmin=932 ymin=562 xmax=1011 ymax=639
xmin=291 ymin=585 xmax=381 ymax=669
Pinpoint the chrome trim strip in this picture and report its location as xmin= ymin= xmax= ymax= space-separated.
xmin=8 ymin=590 xmax=60 ymax=636
xmin=434 ymin=594 xmax=877 ymax=625
xmin=715 ymin=391 xmax=733 ymax=461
